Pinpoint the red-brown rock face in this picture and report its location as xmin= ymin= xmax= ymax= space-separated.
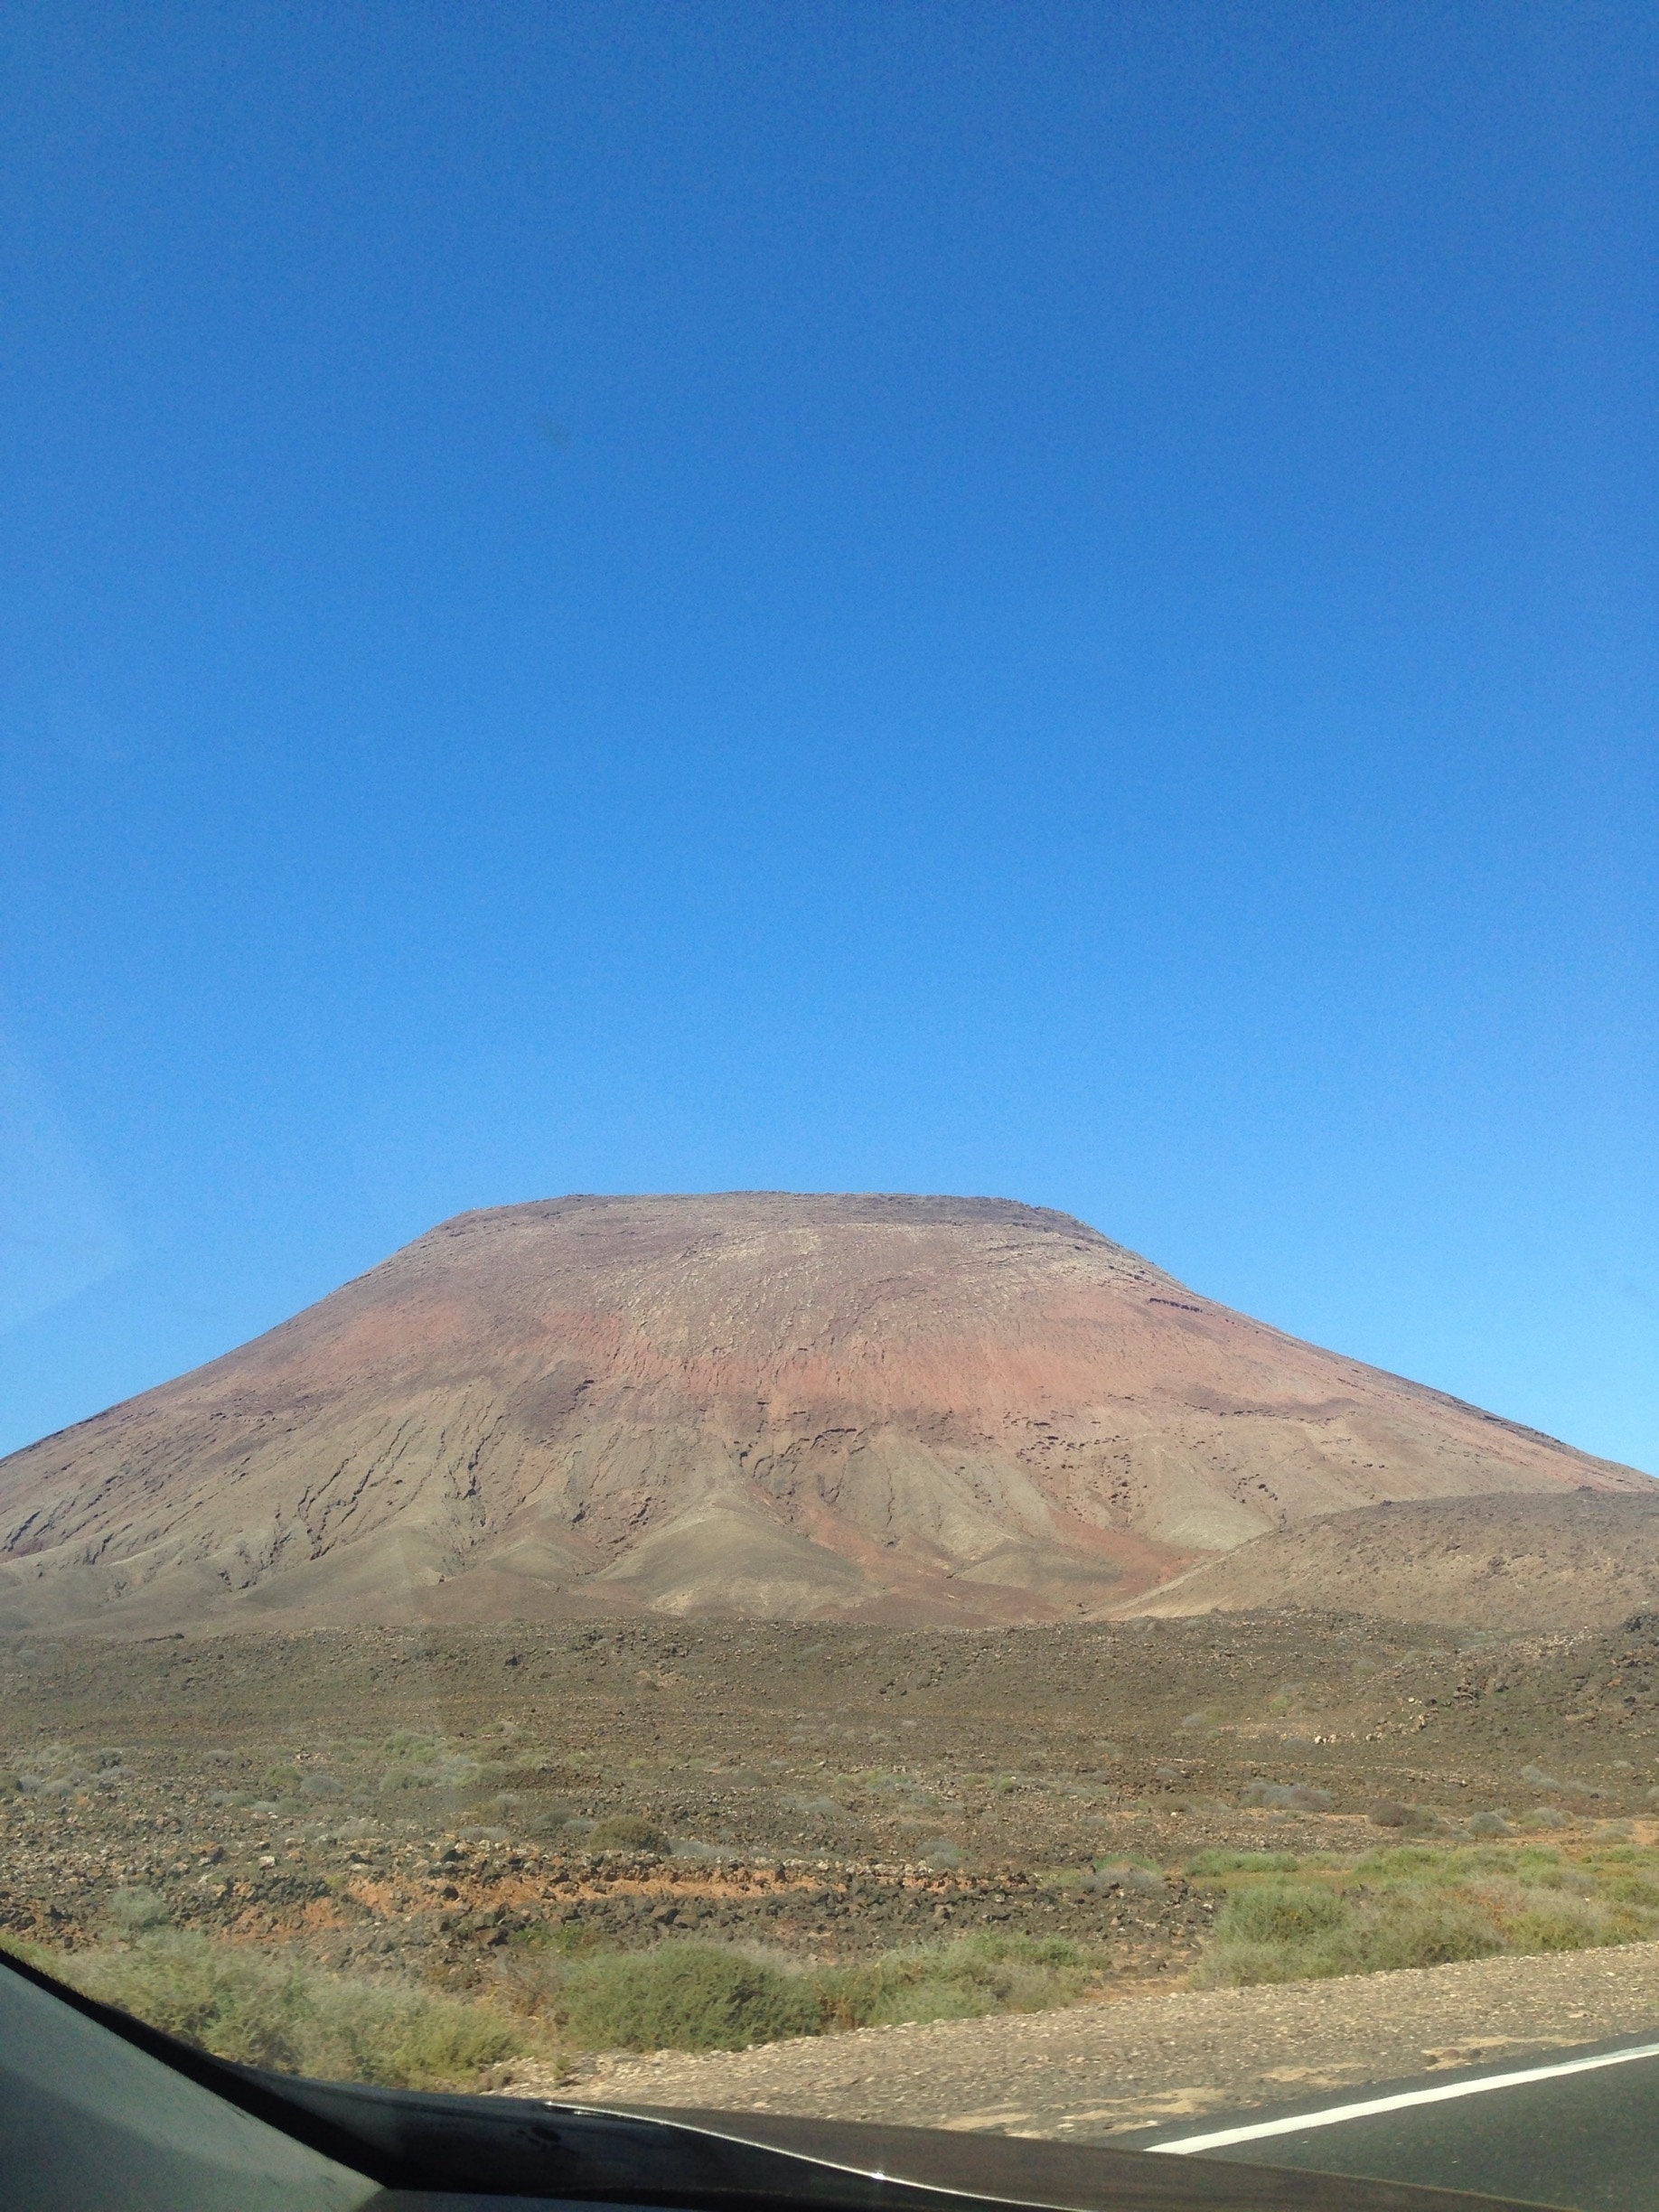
xmin=0 ymin=1193 xmax=1644 ymax=1632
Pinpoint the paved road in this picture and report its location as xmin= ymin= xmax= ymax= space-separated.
xmin=1116 ymin=2032 xmax=1659 ymax=2212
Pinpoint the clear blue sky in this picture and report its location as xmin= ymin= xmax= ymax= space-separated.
xmin=2 ymin=3 xmax=1654 ymax=1472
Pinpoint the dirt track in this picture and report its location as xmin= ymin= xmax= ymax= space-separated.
xmin=528 ymin=1943 xmax=1659 ymax=2140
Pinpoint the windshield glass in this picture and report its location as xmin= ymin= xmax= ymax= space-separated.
xmin=3 ymin=5 xmax=1654 ymax=2200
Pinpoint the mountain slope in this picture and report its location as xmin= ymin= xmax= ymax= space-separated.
xmin=1124 ymin=1489 xmax=1659 ymax=1630
xmin=0 ymin=1192 xmax=1645 ymax=1632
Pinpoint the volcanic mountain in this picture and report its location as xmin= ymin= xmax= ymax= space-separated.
xmin=0 ymin=1193 xmax=1646 ymax=1634
xmin=1129 ymin=1489 xmax=1659 ymax=1632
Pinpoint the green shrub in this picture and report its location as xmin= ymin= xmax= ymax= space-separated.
xmin=557 ymin=1944 xmax=819 ymax=2052
xmin=1215 ymin=1884 xmax=1347 ymax=1946
xmin=53 ymin=1934 xmax=528 ymax=2088
xmin=919 ymin=1839 xmax=963 ymax=1869
xmin=508 ymin=1930 xmax=1111 ymax=2055
xmin=380 ymin=1752 xmax=481 ymax=1794
xmin=1186 ymin=1832 xmax=1659 ymax=1988
xmin=587 ymin=1814 xmax=666 ymax=1854
xmin=103 ymin=1887 xmax=170 ymax=1936
xmin=1367 ymin=1801 xmax=1420 ymax=1830
xmin=264 ymin=1767 xmax=304 ymax=1795
xmin=1195 ymin=1883 xmax=1501 ymax=1985
xmin=1353 ymin=1843 xmax=1443 ymax=1877
xmin=1185 ymin=1850 xmax=1300 ymax=1877
xmin=1509 ymin=1846 xmax=1566 ymax=1876
xmin=816 ymin=1934 xmax=1101 ymax=2030
xmin=1504 ymin=1904 xmax=1619 ymax=1953
xmin=1350 ymin=1899 xmax=1503 ymax=1972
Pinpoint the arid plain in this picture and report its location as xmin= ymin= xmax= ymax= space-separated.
xmin=2 ymin=1195 xmax=1655 ymax=2115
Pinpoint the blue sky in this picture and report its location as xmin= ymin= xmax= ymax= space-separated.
xmin=2 ymin=2 xmax=1654 ymax=1471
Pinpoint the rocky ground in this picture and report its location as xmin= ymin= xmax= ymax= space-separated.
xmin=3 ymin=1609 xmax=1657 ymax=2022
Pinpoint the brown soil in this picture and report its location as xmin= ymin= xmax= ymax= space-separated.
xmin=0 ymin=1194 xmax=1642 ymax=1634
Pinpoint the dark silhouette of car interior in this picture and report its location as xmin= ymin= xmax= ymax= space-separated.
xmin=1 ymin=1946 xmax=1535 ymax=2212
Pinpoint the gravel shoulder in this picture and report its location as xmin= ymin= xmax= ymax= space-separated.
xmin=520 ymin=1943 xmax=1659 ymax=2142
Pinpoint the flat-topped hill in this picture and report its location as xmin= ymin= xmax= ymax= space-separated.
xmin=0 ymin=1192 xmax=1644 ymax=1632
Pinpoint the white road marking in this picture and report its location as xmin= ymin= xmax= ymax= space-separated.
xmin=1147 ymin=2038 xmax=1659 ymax=2154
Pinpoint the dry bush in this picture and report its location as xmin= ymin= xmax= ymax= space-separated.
xmin=1190 ymin=1837 xmax=1659 ymax=1988
xmin=39 ymin=1933 xmax=532 ymax=2089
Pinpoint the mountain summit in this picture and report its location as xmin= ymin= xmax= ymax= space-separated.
xmin=0 ymin=1192 xmax=1644 ymax=1632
